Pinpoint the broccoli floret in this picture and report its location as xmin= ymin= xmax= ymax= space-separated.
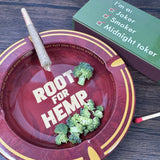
xmin=55 ymin=133 xmax=68 ymax=145
xmin=83 ymin=117 xmax=100 ymax=135
xmin=84 ymin=99 xmax=95 ymax=111
xmin=83 ymin=128 xmax=90 ymax=136
xmin=97 ymin=105 xmax=104 ymax=112
xmin=54 ymin=123 xmax=68 ymax=134
xmin=86 ymin=123 xmax=95 ymax=132
xmin=93 ymin=117 xmax=100 ymax=129
xmin=66 ymin=116 xmax=72 ymax=126
xmin=54 ymin=123 xmax=69 ymax=145
xmin=73 ymin=62 xmax=94 ymax=85
xmin=83 ymin=117 xmax=100 ymax=136
xmin=66 ymin=114 xmax=80 ymax=127
xmin=80 ymin=108 xmax=91 ymax=118
xmin=78 ymin=116 xmax=92 ymax=126
xmin=93 ymin=110 xmax=103 ymax=119
xmin=69 ymin=132 xmax=82 ymax=144
xmin=70 ymin=123 xmax=83 ymax=134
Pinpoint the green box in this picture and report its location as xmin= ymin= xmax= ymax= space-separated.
xmin=73 ymin=0 xmax=160 ymax=81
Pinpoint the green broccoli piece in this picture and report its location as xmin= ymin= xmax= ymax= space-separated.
xmin=83 ymin=128 xmax=90 ymax=136
xmin=55 ymin=133 xmax=68 ymax=145
xmin=87 ymin=123 xmax=95 ymax=132
xmin=69 ymin=132 xmax=82 ymax=144
xmin=54 ymin=123 xmax=69 ymax=145
xmin=78 ymin=116 xmax=92 ymax=126
xmin=85 ymin=123 xmax=95 ymax=134
xmin=92 ymin=117 xmax=100 ymax=129
xmin=97 ymin=105 xmax=104 ymax=112
xmin=70 ymin=123 xmax=83 ymax=134
xmin=84 ymin=99 xmax=95 ymax=111
xmin=83 ymin=117 xmax=100 ymax=136
xmin=93 ymin=110 xmax=103 ymax=119
xmin=66 ymin=114 xmax=80 ymax=127
xmin=80 ymin=108 xmax=91 ymax=118
xmin=66 ymin=116 xmax=72 ymax=127
xmin=73 ymin=62 xmax=94 ymax=85
xmin=54 ymin=123 xmax=68 ymax=134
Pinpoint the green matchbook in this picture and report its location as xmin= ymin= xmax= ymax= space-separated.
xmin=73 ymin=0 xmax=160 ymax=81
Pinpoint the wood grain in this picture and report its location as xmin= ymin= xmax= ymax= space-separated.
xmin=0 ymin=0 xmax=160 ymax=160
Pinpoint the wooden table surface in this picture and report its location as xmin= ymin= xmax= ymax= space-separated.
xmin=0 ymin=0 xmax=160 ymax=160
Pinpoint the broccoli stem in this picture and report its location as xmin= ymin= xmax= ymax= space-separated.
xmin=78 ymin=76 xmax=86 ymax=85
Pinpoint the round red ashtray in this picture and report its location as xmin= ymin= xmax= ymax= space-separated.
xmin=0 ymin=30 xmax=135 ymax=160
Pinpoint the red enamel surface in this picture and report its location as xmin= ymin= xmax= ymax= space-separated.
xmin=1 ymin=44 xmax=115 ymax=148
